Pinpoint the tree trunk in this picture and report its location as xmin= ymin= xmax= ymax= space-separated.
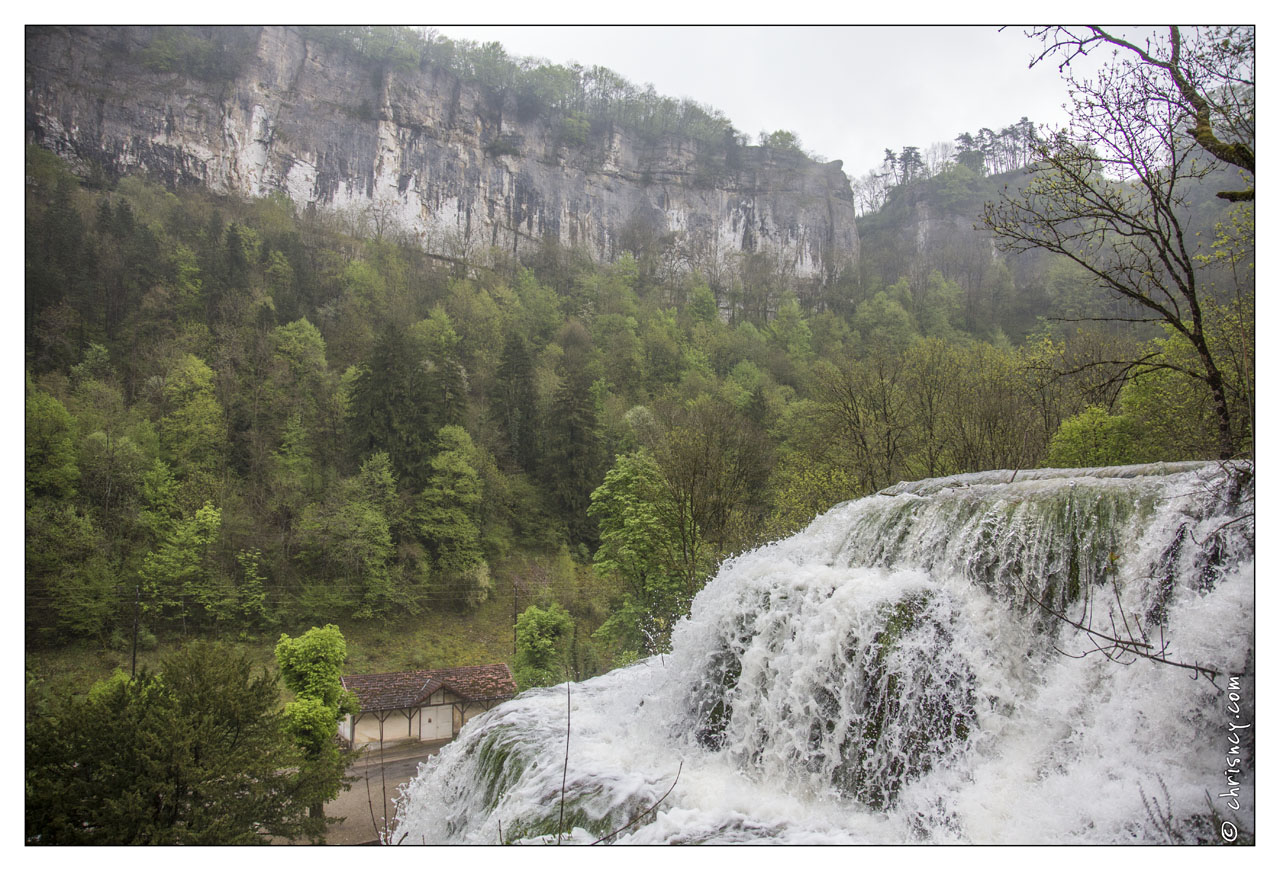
xmin=1190 ymin=331 xmax=1236 ymax=459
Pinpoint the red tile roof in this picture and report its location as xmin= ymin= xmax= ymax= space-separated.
xmin=341 ymin=664 xmax=517 ymax=712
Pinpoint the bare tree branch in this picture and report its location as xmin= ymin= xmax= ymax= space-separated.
xmin=591 ymin=762 xmax=684 ymax=845
xmin=1013 ymin=571 xmax=1229 ymax=689
xmin=1028 ymin=26 xmax=1254 ymax=200
xmin=987 ymin=26 xmax=1251 ymax=459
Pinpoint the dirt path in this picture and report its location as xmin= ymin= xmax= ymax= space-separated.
xmin=321 ymin=739 xmax=451 ymax=845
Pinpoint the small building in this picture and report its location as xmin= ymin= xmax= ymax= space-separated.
xmin=338 ymin=664 xmax=517 ymax=748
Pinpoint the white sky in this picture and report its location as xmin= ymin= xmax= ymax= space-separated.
xmin=430 ymin=24 xmax=1077 ymax=176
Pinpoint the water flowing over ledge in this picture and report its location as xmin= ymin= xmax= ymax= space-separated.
xmin=393 ymin=462 xmax=1254 ymax=844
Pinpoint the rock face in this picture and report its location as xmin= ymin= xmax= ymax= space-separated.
xmin=26 ymin=25 xmax=858 ymax=295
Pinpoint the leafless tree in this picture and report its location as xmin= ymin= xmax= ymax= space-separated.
xmin=1029 ymin=26 xmax=1253 ymax=201
xmin=984 ymin=26 xmax=1254 ymax=459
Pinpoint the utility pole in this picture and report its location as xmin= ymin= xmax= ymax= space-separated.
xmin=130 ymin=582 xmax=141 ymax=676
xmin=512 ymin=574 xmax=520 ymax=655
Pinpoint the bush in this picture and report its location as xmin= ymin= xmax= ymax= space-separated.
xmin=559 ymin=114 xmax=591 ymax=148
xmin=1047 ymin=406 xmax=1136 ymax=468
xmin=485 ymin=135 xmax=522 ymax=158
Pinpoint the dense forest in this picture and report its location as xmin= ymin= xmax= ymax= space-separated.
xmin=24 ymin=145 xmax=1252 ymax=670
xmin=26 ymin=24 xmax=1252 ymax=691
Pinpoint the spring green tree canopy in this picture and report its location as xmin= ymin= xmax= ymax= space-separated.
xmin=159 ymin=353 xmax=226 ymax=484
xmin=588 ymin=448 xmax=687 ymax=655
xmin=416 ymin=425 xmax=490 ymax=608
xmin=139 ymin=500 xmax=223 ymax=625
xmin=1046 ymin=406 xmax=1136 ymax=468
xmin=513 ymin=602 xmax=574 ymax=690
xmin=26 ymin=377 xmax=79 ymax=503
xmin=274 ymin=624 xmax=359 ymax=814
xmin=275 ymin=623 xmax=358 ymax=716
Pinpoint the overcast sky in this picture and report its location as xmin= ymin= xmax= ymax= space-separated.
xmin=430 ymin=25 xmax=1081 ymax=177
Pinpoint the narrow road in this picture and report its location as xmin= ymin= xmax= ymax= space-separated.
xmin=322 ymin=739 xmax=452 ymax=845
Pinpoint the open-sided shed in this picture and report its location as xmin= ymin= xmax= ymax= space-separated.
xmin=338 ymin=664 xmax=517 ymax=748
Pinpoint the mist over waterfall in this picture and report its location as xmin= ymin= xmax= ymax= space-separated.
xmin=393 ymin=463 xmax=1254 ymax=844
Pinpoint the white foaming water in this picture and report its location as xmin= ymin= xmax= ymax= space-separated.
xmin=393 ymin=463 xmax=1254 ymax=844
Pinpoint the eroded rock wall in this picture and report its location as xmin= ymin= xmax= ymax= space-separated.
xmin=26 ymin=26 xmax=858 ymax=294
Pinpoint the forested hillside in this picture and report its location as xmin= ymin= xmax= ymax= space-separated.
xmin=25 ymin=27 xmax=1254 ymax=693
xmin=25 ymin=145 xmax=1251 ymax=680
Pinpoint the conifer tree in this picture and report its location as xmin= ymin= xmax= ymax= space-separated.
xmin=494 ymin=332 xmax=539 ymax=472
xmin=543 ymin=322 xmax=605 ymax=546
xmin=348 ymin=323 xmax=433 ymax=488
xmin=27 ymin=643 xmax=329 ymax=844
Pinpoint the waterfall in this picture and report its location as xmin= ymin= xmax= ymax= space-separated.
xmin=392 ymin=462 xmax=1254 ymax=844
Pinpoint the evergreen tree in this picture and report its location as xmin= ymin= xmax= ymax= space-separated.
xmin=416 ymin=307 xmax=468 ymax=436
xmin=543 ymin=322 xmax=605 ymax=546
xmin=26 ymin=643 xmax=329 ymax=844
xmin=494 ymin=332 xmax=539 ymax=472
xmin=348 ymin=323 xmax=433 ymax=489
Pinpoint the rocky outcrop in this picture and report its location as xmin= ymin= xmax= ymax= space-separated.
xmin=26 ymin=25 xmax=858 ymax=294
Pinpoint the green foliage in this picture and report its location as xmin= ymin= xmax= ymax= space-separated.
xmin=303 ymin=27 xmax=738 ymax=151
xmin=544 ymin=323 xmax=606 ymax=546
xmin=589 ymin=450 xmax=668 ymax=590
xmin=759 ymin=129 xmax=805 ymax=154
xmin=588 ymin=450 xmax=687 ymax=655
xmin=768 ymin=297 xmax=813 ymax=361
xmin=26 ymin=502 xmax=115 ymax=639
xmin=275 ymin=625 xmax=359 ymax=811
xmin=486 ymin=134 xmax=523 ymax=158
xmin=852 ymin=292 xmax=917 ymax=353
xmin=138 ymin=459 xmax=181 ymax=538
xmin=282 ymin=694 xmax=344 ymax=754
xmin=1047 ymin=406 xmax=1137 ymax=468
xmin=234 ymin=548 xmax=271 ymax=625
xmin=26 ymin=377 xmax=79 ymax=503
xmin=22 ymin=139 xmax=1247 ymax=661
xmin=77 ymin=430 xmax=149 ymax=518
xmin=349 ymin=321 xmax=462 ymax=490
xmin=158 ymin=353 xmax=225 ymax=490
xmin=139 ymin=501 xmax=224 ymax=626
xmin=26 ymin=642 xmax=328 ymax=844
xmin=417 ymin=426 xmax=490 ymax=608
xmin=559 ymin=113 xmax=591 ymax=148
xmin=765 ymin=449 xmax=859 ymax=539
xmin=296 ymin=486 xmax=399 ymax=620
xmin=495 ymin=332 xmax=539 ymax=472
xmin=513 ymin=603 xmax=574 ymax=690
xmin=137 ymin=27 xmax=258 ymax=83
xmin=275 ymin=624 xmax=358 ymax=715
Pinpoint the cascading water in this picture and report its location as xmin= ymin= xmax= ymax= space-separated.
xmin=393 ymin=462 xmax=1254 ymax=844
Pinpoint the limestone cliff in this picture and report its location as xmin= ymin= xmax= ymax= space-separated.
xmin=26 ymin=25 xmax=858 ymax=295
